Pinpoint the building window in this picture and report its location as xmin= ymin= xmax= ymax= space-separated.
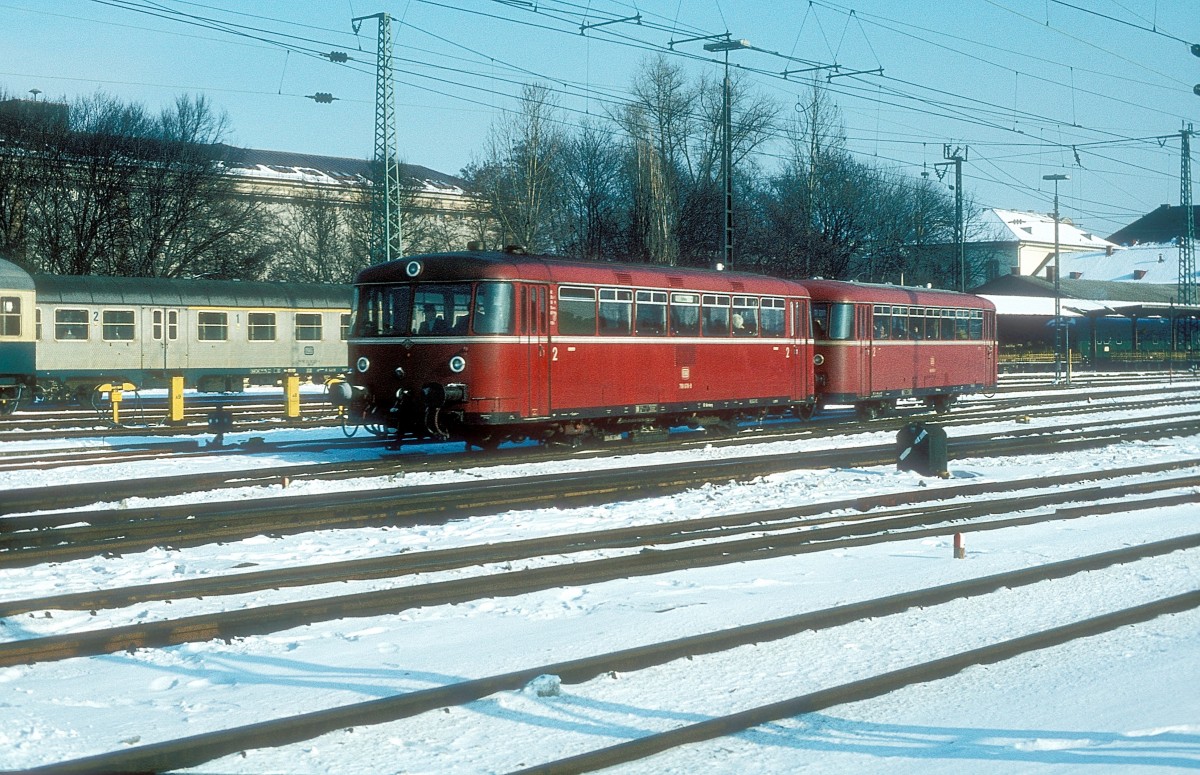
xmin=295 ymin=313 xmax=322 ymax=341
xmin=197 ymin=311 xmax=228 ymax=341
xmin=55 ymin=308 xmax=88 ymax=341
xmin=102 ymin=310 xmax=135 ymax=341
xmin=248 ymin=312 xmax=277 ymax=341
xmin=0 ymin=296 xmax=20 ymax=336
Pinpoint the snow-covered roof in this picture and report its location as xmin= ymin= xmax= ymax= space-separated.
xmin=979 ymin=209 xmax=1116 ymax=251
xmin=214 ymin=144 xmax=468 ymax=195
xmin=1058 ymin=242 xmax=1198 ymax=284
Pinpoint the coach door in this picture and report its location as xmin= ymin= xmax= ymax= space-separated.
xmin=524 ymin=285 xmax=550 ymax=417
xmin=149 ymin=308 xmax=183 ymax=372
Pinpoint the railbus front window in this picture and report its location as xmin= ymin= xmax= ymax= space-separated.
xmin=828 ymin=303 xmax=855 ymax=340
xmin=353 ymin=284 xmax=412 ymax=337
xmin=413 ymin=284 xmax=471 ymax=336
xmin=473 ymin=282 xmax=516 ymax=335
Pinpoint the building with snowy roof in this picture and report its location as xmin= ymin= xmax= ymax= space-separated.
xmin=967 ymin=208 xmax=1118 ymax=281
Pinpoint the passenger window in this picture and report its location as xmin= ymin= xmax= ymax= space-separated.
xmin=732 ymin=296 xmax=758 ymax=336
xmin=669 ymin=292 xmax=700 ymax=336
xmin=295 ymin=313 xmax=322 ymax=341
xmin=55 ymin=308 xmax=88 ymax=341
xmin=760 ymin=298 xmax=785 ymax=337
xmin=102 ymin=310 xmax=135 ymax=341
xmin=597 ymin=288 xmax=632 ymax=335
xmin=635 ymin=290 xmax=667 ymax=336
xmin=558 ymin=286 xmax=597 ymax=335
xmin=248 ymin=312 xmax=276 ymax=341
xmin=197 ymin=311 xmax=228 ymax=341
xmin=0 ymin=296 xmax=20 ymax=337
xmin=873 ymin=305 xmax=889 ymax=340
xmin=702 ymin=294 xmax=730 ymax=336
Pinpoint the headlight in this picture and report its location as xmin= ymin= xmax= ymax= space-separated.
xmin=813 ymin=353 xmax=825 ymax=366
xmin=394 ymin=366 xmax=405 ymax=379
xmin=356 ymin=356 xmax=370 ymax=373
xmin=448 ymin=355 xmax=466 ymax=373
xmin=405 ymin=260 xmax=422 ymax=277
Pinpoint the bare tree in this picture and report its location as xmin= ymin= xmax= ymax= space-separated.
xmin=559 ymin=118 xmax=625 ymax=260
xmin=462 ymin=83 xmax=565 ymax=253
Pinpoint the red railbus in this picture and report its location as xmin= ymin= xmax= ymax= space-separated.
xmin=341 ymin=248 xmax=816 ymax=447
xmin=801 ymin=279 xmax=997 ymax=419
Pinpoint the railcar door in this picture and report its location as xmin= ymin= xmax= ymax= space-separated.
xmin=525 ymin=285 xmax=550 ymax=417
xmin=859 ymin=303 xmax=874 ymax=393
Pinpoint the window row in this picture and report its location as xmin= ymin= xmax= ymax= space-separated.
xmin=558 ymin=287 xmax=790 ymax=338
xmin=39 ymin=308 xmax=350 ymax=343
xmin=871 ymin=305 xmax=986 ymax=341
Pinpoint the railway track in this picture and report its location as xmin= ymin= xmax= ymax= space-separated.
xmin=3 ymin=379 xmax=1198 ymax=504
xmin=4 ymin=457 xmax=1198 ymax=665
xmin=18 ymin=538 xmax=1199 ymax=774
xmin=5 ymin=406 xmax=1200 ymax=562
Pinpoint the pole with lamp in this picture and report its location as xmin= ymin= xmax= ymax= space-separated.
xmin=1044 ymin=173 xmax=1069 ymax=384
xmin=703 ymin=36 xmax=750 ymax=270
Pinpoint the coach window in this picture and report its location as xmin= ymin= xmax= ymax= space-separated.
xmin=413 ymin=284 xmax=470 ymax=336
xmin=35 ymin=308 xmax=42 ymax=340
xmin=197 ymin=311 xmax=228 ymax=341
xmin=295 ymin=313 xmax=322 ymax=341
xmin=598 ymin=288 xmax=632 ymax=335
xmin=473 ymin=282 xmax=516 ymax=335
xmin=167 ymin=310 xmax=179 ymax=340
xmin=954 ymin=310 xmax=970 ymax=340
xmin=634 ymin=290 xmax=667 ymax=336
xmin=248 ymin=312 xmax=276 ymax=341
xmin=102 ymin=310 xmax=135 ymax=341
xmin=558 ymin=286 xmax=597 ymax=335
xmin=731 ymin=296 xmax=758 ymax=336
xmin=760 ymin=298 xmax=786 ymax=337
xmin=669 ymin=292 xmax=700 ymax=336
xmin=340 ymin=313 xmax=351 ymax=340
xmin=55 ymin=308 xmax=88 ymax=341
xmin=827 ymin=303 xmax=855 ymax=340
xmin=701 ymin=294 xmax=730 ymax=336
xmin=0 ymin=297 xmax=19 ymax=336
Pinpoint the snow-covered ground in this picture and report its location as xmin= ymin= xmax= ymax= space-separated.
xmin=1 ymin=385 xmax=1198 ymax=773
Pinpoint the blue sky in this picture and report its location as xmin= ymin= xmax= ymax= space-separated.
xmin=3 ymin=1 xmax=1198 ymax=238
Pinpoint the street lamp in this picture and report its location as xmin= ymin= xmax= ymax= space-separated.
xmin=704 ymin=36 xmax=750 ymax=270
xmin=1044 ymin=173 xmax=1069 ymax=384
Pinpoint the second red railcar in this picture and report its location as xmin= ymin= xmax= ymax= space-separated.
xmin=802 ymin=279 xmax=997 ymax=418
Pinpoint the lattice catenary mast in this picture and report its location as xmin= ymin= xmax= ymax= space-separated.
xmin=353 ymin=12 xmax=402 ymax=264
xmin=1180 ymin=125 xmax=1196 ymax=309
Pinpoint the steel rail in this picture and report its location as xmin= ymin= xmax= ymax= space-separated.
xmin=2 ymin=485 xmax=1197 ymax=669
xmin=3 ymin=461 xmax=1199 ymax=618
xmin=20 ymin=539 xmax=1200 ymax=775
xmin=4 ymin=414 xmax=1200 ymax=569
xmin=519 ymin=590 xmax=1200 ymax=774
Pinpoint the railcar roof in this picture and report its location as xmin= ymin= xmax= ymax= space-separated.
xmin=32 ymin=274 xmax=351 ymax=309
xmin=799 ymin=278 xmax=995 ymax=310
xmin=0 ymin=258 xmax=35 ymax=292
xmin=356 ymin=251 xmax=807 ymax=295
